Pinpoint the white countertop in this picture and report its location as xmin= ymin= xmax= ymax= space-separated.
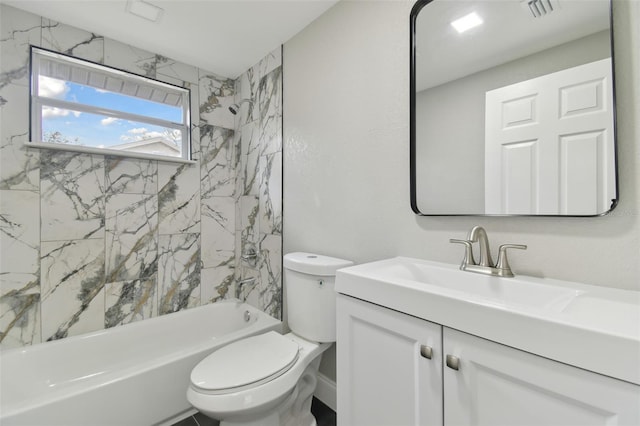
xmin=335 ymin=257 xmax=640 ymax=385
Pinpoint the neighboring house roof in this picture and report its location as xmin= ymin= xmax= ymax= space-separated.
xmin=110 ymin=136 xmax=181 ymax=156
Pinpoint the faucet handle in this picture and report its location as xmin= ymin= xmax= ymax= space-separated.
xmin=496 ymin=244 xmax=527 ymax=277
xmin=450 ymin=239 xmax=476 ymax=268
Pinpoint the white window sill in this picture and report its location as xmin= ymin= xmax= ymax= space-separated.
xmin=27 ymin=141 xmax=197 ymax=165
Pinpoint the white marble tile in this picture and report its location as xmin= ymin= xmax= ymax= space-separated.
xmin=40 ymin=151 xmax=105 ymax=241
xmin=105 ymin=157 xmax=157 ymax=195
xmin=158 ymin=233 xmax=201 ymax=314
xmin=234 ymin=229 xmax=243 ymax=275
xmin=258 ymin=66 xmax=283 ymax=156
xmin=41 ymin=19 xmax=104 ymax=63
xmin=259 ymin=153 xmax=282 ymax=235
xmin=0 ymin=272 xmax=39 ymax=298
xmin=238 ymin=195 xmax=260 ymax=247
xmin=0 ymin=190 xmax=40 ymax=276
xmin=0 ymin=8 xmax=38 ymax=195
xmin=238 ymin=122 xmax=261 ymax=196
xmin=158 ymin=162 xmax=200 ymax=234
xmin=201 ymin=265 xmax=234 ymax=304
xmin=105 ymin=193 xmax=158 ymax=282
xmin=1 ymin=65 xmax=40 ymax=191
xmin=232 ymin=123 xmax=243 ymax=196
xmin=258 ymin=47 xmax=282 ymax=81
xmin=200 ymin=125 xmax=235 ymax=198
xmin=105 ymin=277 xmax=157 ymax=327
xmin=199 ymin=72 xmax=235 ymax=129
xmin=104 ymin=38 xmax=157 ymax=78
xmin=201 ymin=196 xmax=235 ymax=269
xmin=40 ymin=239 xmax=105 ymax=340
xmin=0 ymin=5 xmax=41 ymax=87
xmin=258 ymin=233 xmax=282 ymax=318
xmin=156 ymin=56 xmax=198 ymax=85
xmin=0 ymin=293 xmax=41 ymax=348
xmin=236 ymin=66 xmax=259 ymax=126
xmin=233 ymin=79 xmax=241 ymax=131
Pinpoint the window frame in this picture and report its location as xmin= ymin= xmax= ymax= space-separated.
xmin=29 ymin=46 xmax=193 ymax=163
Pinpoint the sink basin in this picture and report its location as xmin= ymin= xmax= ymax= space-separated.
xmin=335 ymin=257 xmax=640 ymax=386
xmin=356 ymin=257 xmax=582 ymax=312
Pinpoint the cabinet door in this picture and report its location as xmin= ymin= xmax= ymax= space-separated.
xmin=444 ymin=327 xmax=640 ymax=425
xmin=336 ymin=295 xmax=442 ymax=426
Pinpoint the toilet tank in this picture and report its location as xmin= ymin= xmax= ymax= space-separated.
xmin=284 ymin=252 xmax=353 ymax=343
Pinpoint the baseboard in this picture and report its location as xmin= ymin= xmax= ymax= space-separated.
xmin=314 ymin=372 xmax=337 ymax=412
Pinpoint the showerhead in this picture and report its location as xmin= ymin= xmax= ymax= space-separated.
xmin=228 ymin=99 xmax=253 ymax=115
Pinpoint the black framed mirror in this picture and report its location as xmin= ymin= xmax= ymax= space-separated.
xmin=410 ymin=0 xmax=617 ymax=216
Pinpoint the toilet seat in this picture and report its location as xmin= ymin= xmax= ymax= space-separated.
xmin=190 ymin=332 xmax=300 ymax=395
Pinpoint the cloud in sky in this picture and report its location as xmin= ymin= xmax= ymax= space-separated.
xmin=100 ymin=117 xmax=119 ymax=126
xmin=40 ymin=77 xmax=81 ymax=119
xmin=39 ymin=76 xmax=69 ymax=99
xmin=42 ymin=107 xmax=82 ymax=119
xmin=141 ymin=131 xmax=164 ymax=139
xmin=128 ymin=127 xmax=149 ymax=134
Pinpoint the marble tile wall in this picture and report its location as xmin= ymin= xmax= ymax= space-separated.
xmin=234 ymin=49 xmax=283 ymax=319
xmin=0 ymin=4 xmax=282 ymax=348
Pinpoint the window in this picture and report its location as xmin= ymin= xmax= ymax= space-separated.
xmin=30 ymin=46 xmax=191 ymax=161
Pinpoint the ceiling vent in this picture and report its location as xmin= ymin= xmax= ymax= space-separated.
xmin=126 ymin=0 xmax=163 ymax=23
xmin=522 ymin=0 xmax=559 ymax=18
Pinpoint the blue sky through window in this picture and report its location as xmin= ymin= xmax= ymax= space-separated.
xmin=41 ymin=107 xmax=182 ymax=151
xmin=39 ymin=76 xmax=184 ymax=149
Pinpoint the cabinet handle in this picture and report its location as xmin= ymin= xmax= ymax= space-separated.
xmin=446 ymin=354 xmax=460 ymax=370
xmin=420 ymin=345 xmax=433 ymax=359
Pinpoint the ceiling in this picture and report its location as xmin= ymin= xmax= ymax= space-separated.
xmin=415 ymin=0 xmax=610 ymax=91
xmin=3 ymin=0 xmax=339 ymax=79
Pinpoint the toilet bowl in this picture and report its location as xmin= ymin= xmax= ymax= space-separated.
xmin=187 ymin=252 xmax=353 ymax=426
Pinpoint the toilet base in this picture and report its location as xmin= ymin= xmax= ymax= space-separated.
xmin=219 ymin=356 xmax=322 ymax=426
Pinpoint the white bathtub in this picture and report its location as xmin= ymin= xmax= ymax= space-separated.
xmin=0 ymin=300 xmax=281 ymax=426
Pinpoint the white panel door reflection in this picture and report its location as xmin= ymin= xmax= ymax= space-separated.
xmin=485 ymin=58 xmax=614 ymax=215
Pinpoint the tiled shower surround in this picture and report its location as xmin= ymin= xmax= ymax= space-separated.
xmin=0 ymin=5 xmax=283 ymax=348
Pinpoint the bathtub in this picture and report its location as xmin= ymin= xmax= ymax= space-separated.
xmin=0 ymin=300 xmax=281 ymax=426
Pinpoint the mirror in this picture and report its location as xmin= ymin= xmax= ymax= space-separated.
xmin=410 ymin=0 xmax=617 ymax=216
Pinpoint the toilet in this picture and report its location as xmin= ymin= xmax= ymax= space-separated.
xmin=187 ymin=252 xmax=353 ymax=426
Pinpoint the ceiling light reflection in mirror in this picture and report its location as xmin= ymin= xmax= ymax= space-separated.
xmin=451 ymin=12 xmax=483 ymax=33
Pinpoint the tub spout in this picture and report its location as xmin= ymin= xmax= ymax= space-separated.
xmin=236 ymin=277 xmax=257 ymax=299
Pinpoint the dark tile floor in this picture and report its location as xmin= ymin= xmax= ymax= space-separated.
xmin=172 ymin=411 xmax=218 ymax=426
xmin=311 ymin=397 xmax=337 ymax=426
xmin=173 ymin=397 xmax=336 ymax=426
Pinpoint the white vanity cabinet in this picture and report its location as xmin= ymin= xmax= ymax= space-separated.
xmin=337 ymin=294 xmax=640 ymax=426
xmin=336 ymin=294 xmax=443 ymax=426
xmin=444 ymin=327 xmax=640 ymax=425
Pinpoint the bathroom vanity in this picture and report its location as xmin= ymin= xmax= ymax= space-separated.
xmin=334 ymin=257 xmax=640 ymax=425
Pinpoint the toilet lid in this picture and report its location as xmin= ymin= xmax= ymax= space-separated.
xmin=191 ymin=331 xmax=300 ymax=392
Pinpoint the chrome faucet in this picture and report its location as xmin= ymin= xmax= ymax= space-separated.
xmin=468 ymin=226 xmax=493 ymax=267
xmin=450 ymin=226 xmax=526 ymax=277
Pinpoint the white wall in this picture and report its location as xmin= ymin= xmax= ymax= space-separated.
xmin=283 ymin=0 xmax=639 ymax=381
